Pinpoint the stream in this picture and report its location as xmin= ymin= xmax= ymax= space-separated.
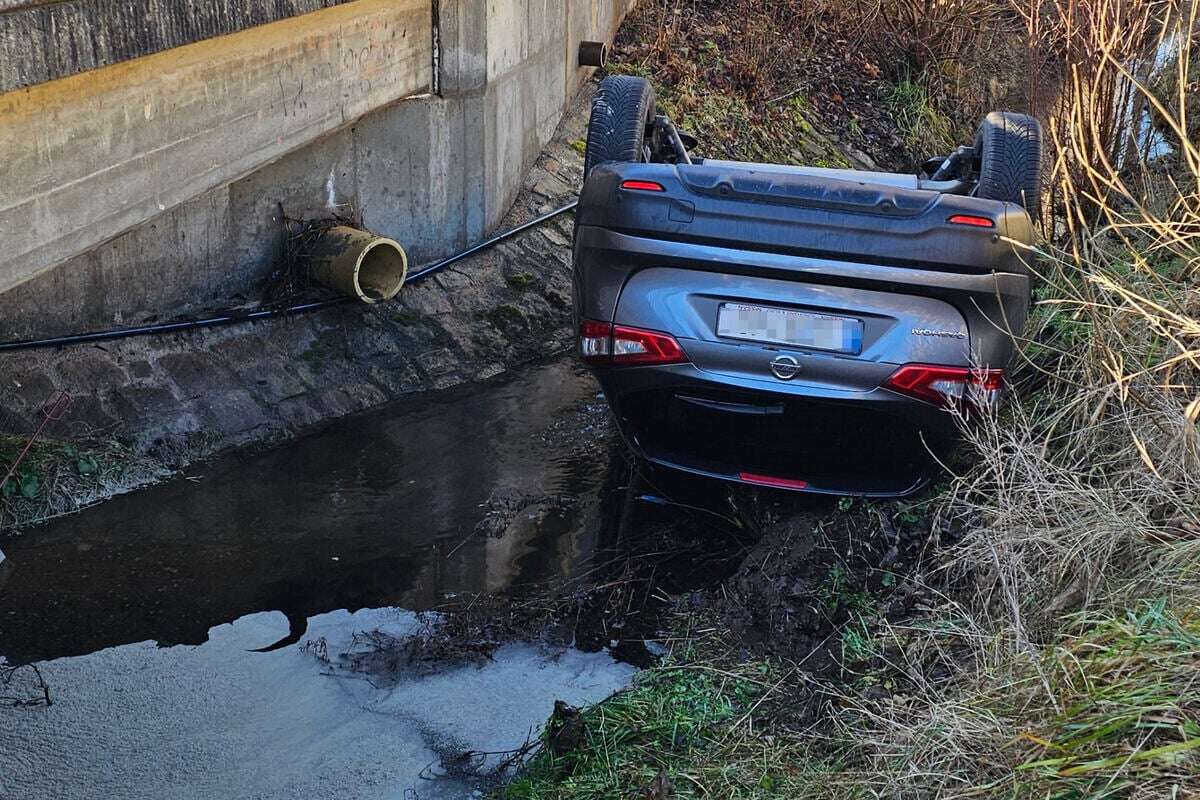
xmin=0 ymin=359 xmax=623 ymax=665
xmin=1 ymin=359 xmax=669 ymax=800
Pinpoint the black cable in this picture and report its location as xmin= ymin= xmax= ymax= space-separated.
xmin=408 ymin=200 xmax=578 ymax=282
xmin=0 ymin=201 xmax=578 ymax=353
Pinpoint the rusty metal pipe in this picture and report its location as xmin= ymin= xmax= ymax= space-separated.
xmin=578 ymin=41 xmax=609 ymax=68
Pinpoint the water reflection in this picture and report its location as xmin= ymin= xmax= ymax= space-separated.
xmin=0 ymin=360 xmax=618 ymax=665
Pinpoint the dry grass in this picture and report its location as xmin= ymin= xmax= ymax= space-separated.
xmin=832 ymin=3 xmax=1200 ymax=797
xmin=858 ymin=0 xmax=1035 ymax=104
xmin=0 ymin=433 xmax=167 ymax=530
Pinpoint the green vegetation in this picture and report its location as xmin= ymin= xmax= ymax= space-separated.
xmin=504 ymin=630 xmax=838 ymax=799
xmin=1012 ymin=605 xmax=1200 ymax=794
xmin=299 ymin=332 xmax=344 ymax=371
xmin=484 ymin=303 xmax=527 ymax=330
xmin=1 ymin=433 xmax=164 ymax=528
xmin=506 ymin=271 xmax=537 ymax=291
xmin=819 ymin=564 xmax=875 ymax=616
xmin=390 ymin=309 xmax=426 ymax=327
xmin=887 ymin=75 xmax=955 ymax=155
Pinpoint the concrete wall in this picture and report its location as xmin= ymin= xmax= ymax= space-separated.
xmin=0 ymin=0 xmax=636 ymax=339
xmin=1 ymin=0 xmax=433 ymax=298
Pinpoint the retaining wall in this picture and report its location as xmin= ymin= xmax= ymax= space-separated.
xmin=0 ymin=0 xmax=635 ymax=339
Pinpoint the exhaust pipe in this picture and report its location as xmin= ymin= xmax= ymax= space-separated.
xmin=308 ymin=226 xmax=408 ymax=304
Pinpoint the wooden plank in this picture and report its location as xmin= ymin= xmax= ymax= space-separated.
xmin=0 ymin=0 xmax=431 ymax=296
xmin=0 ymin=1 xmax=361 ymax=93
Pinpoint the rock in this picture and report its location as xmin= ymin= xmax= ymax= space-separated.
xmin=541 ymin=227 xmax=569 ymax=247
xmin=531 ymin=172 xmax=572 ymax=200
xmin=842 ymin=144 xmax=878 ymax=170
xmin=107 ymin=386 xmax=182 ymax=421
xmin=366 ymin=355 xmax=424 ymax=395
xmin=641 ymin=769 xmax=676 ymax=799
xmin=54 ymin=352 xmax=128 ymax=392
xmin=61 ymin=394 xmax=118 ymax=436
xmin=158 ymin=351 xmax=236 ymax=398
xmin=196 ymin=390 xmax=271 ymax=438
xmin=547 ymin=700 xmax=584 ymax=757
xmin=416 ymin=348 xmax=458 ymax=378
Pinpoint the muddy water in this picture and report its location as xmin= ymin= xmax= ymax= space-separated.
xmin=0 ymin=359 xmax=622 ymax=665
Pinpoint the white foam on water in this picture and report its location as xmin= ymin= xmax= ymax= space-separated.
xmin=1 ymin=607 xmax=636 ymax=800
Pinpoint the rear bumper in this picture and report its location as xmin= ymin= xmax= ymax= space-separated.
xmin=592 ymin=362 xmax=958 ymax=497
xmin=573 ymin=224 xmax=1031 ymax=368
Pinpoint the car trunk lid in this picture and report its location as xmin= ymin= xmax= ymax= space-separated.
xmin=613 ymin=267 xmax=972 ymax=393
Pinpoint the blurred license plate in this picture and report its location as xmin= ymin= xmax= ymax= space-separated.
xmin=717 ymin=303 xmax=863 ymax=354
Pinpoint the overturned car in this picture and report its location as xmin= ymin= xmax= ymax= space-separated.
xmin=573 ymin=76 xmax=1041 ymax=497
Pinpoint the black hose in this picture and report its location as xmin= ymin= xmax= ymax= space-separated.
xmin=0 ymin=201 xmax=578 ymax=353
xmin=407 ymin=200 xmax=578 ymax=282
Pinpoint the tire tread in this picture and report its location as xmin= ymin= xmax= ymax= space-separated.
xmin=584 ymin=76 xmax=656 ymax=178
xmin=976 ymin=111 xmax=1043 ymax=215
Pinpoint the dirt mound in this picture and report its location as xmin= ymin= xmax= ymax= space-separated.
xmin=686 ymin=500 xmax=944 ymax=674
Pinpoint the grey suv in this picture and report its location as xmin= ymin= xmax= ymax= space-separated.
xmin=573 ymin=76 xmax=1040 ymax=496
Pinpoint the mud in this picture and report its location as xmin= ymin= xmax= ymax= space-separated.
xmin=686 ymin=495 xmax=952 ymax=677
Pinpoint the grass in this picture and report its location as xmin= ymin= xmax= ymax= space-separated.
xmin=1014 ymin=604 xmax=1200 ymax=793
xmin=836 ymin=600 xmax=1200 ymax=797
xmin=504 ymin=626 xmax=840 ymax=800
xmin=0 ymin=433 xmax=166 ymax=529
xmin=887 ymin=75 xmax=956 ymax=156
xmin=826 ymin=4 xmax=1200 ymax=795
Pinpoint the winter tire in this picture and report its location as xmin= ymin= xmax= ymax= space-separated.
xmin=584 ymin=76 xmax=657 ymax=178
xmin=974 ymin=111 xmax=1044 ymax=216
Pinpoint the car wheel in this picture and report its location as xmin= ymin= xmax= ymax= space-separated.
xmin=974 ymin=111 xmax=1043 ymax=216
xmin=584 ymin=75 xmax=657 ymax=179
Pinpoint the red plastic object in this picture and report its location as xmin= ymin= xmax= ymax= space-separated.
xmin=738 ymin=472 xmax=810 ymax=490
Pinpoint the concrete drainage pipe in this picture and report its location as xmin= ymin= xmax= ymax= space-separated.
xmin=309 ymin=226 xmax=408 ymax=304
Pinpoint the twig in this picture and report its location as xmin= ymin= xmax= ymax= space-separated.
xmin=1 ymin=663 xmax=53 ymax=707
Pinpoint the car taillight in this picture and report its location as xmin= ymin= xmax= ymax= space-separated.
xmin=884 ymin=364 xmax=1004 ymax=409
xmin=620 ymin=180 xmax=666 ymax=192
xmin=579 ymin=320 xmax=612 ymax=361
xmin=947 ymin=214 xmax=995 ymax=228
xmin=579 ymin=320 xmax=689 ymax=366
